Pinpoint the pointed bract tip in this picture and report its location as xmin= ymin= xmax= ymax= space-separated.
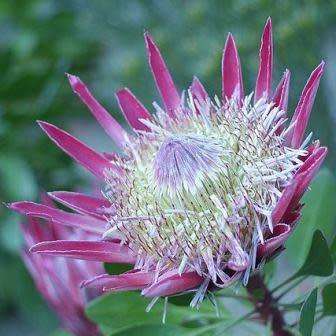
xmin=37 ymin=120 xmax=52 ymax=132
xmin=144 ymin=31 xmax=160 ymax=56
xmin=311 ymin=61 xmax=325 ymax=75
xmin=7 ymin=201 xmax=21 ymax=211
xmin=66 ymin=73 xmax=84 ymax=93
xmin=282 ymin=69 xmax=291 ymax=82
xmin=262 ymin=17 xmax=272 ymax=36
xmin=190 ymin=76 xmax=207 ymax=99
xmin=144 ymin=31 xmax=153 ymax=45
xmin=66 ymin=72 xmax=79 ymax=84
xmin=37 ymin=120 xmax=56 ymax=137
xmin=144 ymin=32 xmax=155 ymax=54
xmin=115 ymin=87 xmax=130 ymax=97
xmin=37 ymin=121 xmax=64 ymax=136
xmin=37 ymin=120 xmax=46 ymax=126
xmin=320 ymin=146 xmax=328 ymax=156
xmin=29 ymin=245 xmax=37 ymax=253
xmin=29 ymin=242 xmax=46 ymax=253
xmin=224 ymin=33 xmax=237 ymax=52
xmin=282 ymin=69 xmax=291 ymax=83
xmin=191 ymin=76 xmax=200 ymax=84
xmin=8 ymin=201 xmax=39 ymax=216
xmin=226 ymin=32 xmax=234 ymax=43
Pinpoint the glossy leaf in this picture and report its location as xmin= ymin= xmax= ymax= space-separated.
xmin=86 ymin=291 xmax=223 ymax=335
xmin=86 ymin=292 xmax=167 ymax=334
xmin=296 ymin=230 xmax=333 ymax=277
xmin=322 ymin=283 xmax=336 ymax=316
xmin=104 ymin=262 xmax=133 ymax=275
xmin=168 ymin=293 xmax=194 ymax=307
xmin=299 ymin=288 xmax=317 ymax=336
xmin=286 ymin=169 xmax=336 ymax=267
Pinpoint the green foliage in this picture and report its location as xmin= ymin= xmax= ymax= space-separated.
xmin=104 ymin=262 xmax=133 ymax=275
xmin=286 ymin=169 xmax=336 ymax=267
xmin=299 ymin=288 xmax=318 ymax=336
xmin=168 ymin=293 xmax=194 ymax=307
xmin=322 ymin=283 xmax=336 ymax=316
xmin=295 ymin=230 xmax=333 ymax=277
xmin=86 ymin=291 xmax=228 ymax=335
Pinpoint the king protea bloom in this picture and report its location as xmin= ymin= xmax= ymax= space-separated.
xmin=20 ymin=198 xmax=101 ymax=335
xmin=11 ymin=18 xmax=327 ymax=308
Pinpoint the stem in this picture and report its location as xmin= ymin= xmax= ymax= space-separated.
xmin=246 ymin=273 xmax=293 ymax=336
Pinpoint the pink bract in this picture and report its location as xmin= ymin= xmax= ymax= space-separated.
xmin=20 ymin=200 xmax=101 ymax=336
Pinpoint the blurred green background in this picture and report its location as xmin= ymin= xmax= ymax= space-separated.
xmin=1 ymin=0 xmax=336 ymax=335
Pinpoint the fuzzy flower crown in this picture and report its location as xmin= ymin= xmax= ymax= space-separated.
xmin=11 ymin=18 xmax=327 ymax=307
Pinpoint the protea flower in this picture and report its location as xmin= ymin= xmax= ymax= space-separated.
xmin=20 ymin=197 xmax=101 ymax=335
xmin=11 ymin=18 xmax=326 ymax=308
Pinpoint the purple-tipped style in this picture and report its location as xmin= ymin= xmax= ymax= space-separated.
xmin=20 ymin=200 xmax=101 ymax=336
xmin=12 ymin=18 xmax=327 ymax=308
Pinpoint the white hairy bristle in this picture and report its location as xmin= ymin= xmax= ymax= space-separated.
xmin=103 ymin=92 xmax=307 ymax=286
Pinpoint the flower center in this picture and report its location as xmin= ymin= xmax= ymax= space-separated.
xmin=153 ymin=135 xmax=223 ymax=197
xmin=104 ymin=96 xmax=306 ymax=284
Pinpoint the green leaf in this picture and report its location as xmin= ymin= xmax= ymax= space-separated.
xmin=104 ymin=262 xmax=133 ymax=275
xmin=109 ymin=324 xmax=187 ymax=336
xmin=86 ymin=291 xmax=225 ymax=335
xmin=286 ymin=169 xmax=336 ymax=267
xmin=86 ymin=292 xmax=164 ymax=332
xmin=296 ymin=230 xmax=333 ymax=277
xmin=168 ymin=293 xmax=194 ymax=306
xmin=299 ymin=288 xmax=317 ymax=336
xmin=331 ymin=235 xmax=336 ymax=263
xmin=322 ymin=283 xmax=336 ymax=316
